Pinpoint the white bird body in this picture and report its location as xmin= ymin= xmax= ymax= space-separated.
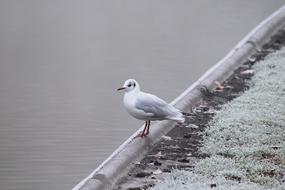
xmin=117 ymin=79 xmax=185 ymax=137
xmin=123 ymin=91 xmax=185 ymax=123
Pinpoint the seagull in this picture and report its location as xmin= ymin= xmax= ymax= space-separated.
xmin=117 ymin=79 xmax=187 ymax=137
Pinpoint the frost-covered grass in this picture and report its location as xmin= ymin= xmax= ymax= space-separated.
xmin=151 ymin=49 xmax=285 ymax=190
xmin=151 ymin=170 xmax=269 ymax=190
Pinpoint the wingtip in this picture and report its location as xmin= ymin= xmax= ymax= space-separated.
xmin=182 ymin=112 xmax=192 ymax=117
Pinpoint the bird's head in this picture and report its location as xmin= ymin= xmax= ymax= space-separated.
xmin=117 ymin=79 xmax=140 ymax=93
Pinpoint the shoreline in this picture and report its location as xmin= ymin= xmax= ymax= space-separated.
xmin=73 ymin=5 xmax=285 ymax=190
xmin=113 ymin=28 xmax=285 ymax=190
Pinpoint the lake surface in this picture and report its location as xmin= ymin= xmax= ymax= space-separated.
xmin=0 ymin=1 xmax=284 ymax=189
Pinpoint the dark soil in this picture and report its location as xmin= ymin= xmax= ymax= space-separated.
xmin=112 ymin=28 xmax=285 ymax=190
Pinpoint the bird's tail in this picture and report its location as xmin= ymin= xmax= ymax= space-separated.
xmin=167 ymin=112 xmax=192 ymax=124
xmin=167 ymin=115 xmax=185 ymax=124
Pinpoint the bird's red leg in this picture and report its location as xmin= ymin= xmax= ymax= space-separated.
xmin=145 ymin=121 xmax=151 ymax=136
xmin=139 ymin=121 xmax=148 ymax=138
xmin=133 ymin=121 xmax=150 ymax=139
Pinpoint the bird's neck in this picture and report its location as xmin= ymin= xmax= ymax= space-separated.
xmin=125 ymin=88 xmax=140 ymax=96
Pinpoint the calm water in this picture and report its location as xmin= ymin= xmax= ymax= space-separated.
xmin=0 ymin=1 xmax=283 ymax=189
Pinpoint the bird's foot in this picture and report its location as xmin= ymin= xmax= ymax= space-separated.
xmin=134 ymin=132 xmax=147 ymax=139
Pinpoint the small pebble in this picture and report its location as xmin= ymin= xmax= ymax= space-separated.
xmin=162 ymin=135 xmax=172 ymax=141
xmin=153 ymin=160 xmax=162 ymax=166
xmin=152 ymin=169 xmax=162 ymax=175
xmin=127 ymin=188 xmax=142 ymax=190
xmin=183 ymin=133 xmax=191 ymax=139
xmin=162 ymin=168 xmax=171 ymax=173
xmin=135 ymin=172 xmax=151 ymax=178
xmin=177 ymin=158 xmax=189 ymax=163
xmin=210 ymin=183 xmax=217 ymax=188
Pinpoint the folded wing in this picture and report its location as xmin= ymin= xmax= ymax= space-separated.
xmin=135 ymin=92 xmax=179 ymax=120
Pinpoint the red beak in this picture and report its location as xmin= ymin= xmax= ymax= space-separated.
xmin=117 ymin=87 xmax=126 ymax=91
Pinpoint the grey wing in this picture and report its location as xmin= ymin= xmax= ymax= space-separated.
xmin=135 ymin=92 xmax=174 ymax=119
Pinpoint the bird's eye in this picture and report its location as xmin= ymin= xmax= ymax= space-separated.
xmin=127 ymin=83 xmax=132 ymax=87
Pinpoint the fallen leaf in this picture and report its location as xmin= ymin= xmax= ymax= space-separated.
xmin=185 ymin=124 xmax=199 ymax=129
xmin=153 ymin=169 xmax=163 ymax=175
xmin=150 ymin=151 xmax=162 ymax=158
xmin=214 ymin=81 xmax=224 ymax=91
xmin=240 ymin=69 xmax=255 ymax=75
xmin=134 ymin=161 xmax=141 ymax=165
xmin=162 ymin=135 xmax=172 ymax=141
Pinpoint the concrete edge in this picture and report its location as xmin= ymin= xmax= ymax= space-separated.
xmin=73 ymin=4 xmax=285 ymax=190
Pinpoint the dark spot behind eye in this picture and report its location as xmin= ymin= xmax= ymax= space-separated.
xmin=133 ymin=83 xmax=136 ymax=87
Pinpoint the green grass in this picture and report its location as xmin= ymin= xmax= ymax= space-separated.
xmin=151 ymin=49 xmax=285 ymax=190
